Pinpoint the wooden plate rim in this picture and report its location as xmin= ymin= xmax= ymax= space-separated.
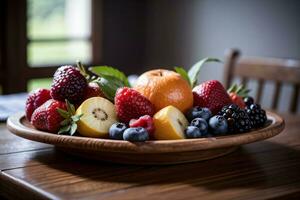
xmin=6 ymin=111 xmax=285 ymax=154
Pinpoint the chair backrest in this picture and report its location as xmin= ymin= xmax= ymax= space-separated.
xmin=224 ymin=49 xmax=300 ymax=113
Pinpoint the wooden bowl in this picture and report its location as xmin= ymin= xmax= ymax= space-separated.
xmin=7 ymin=111 xmax=284 ymax=165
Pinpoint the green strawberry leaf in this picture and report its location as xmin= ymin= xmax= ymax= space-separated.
xmin=174 ymin=67 xmax=191 ymax=85
xmin=227 ymin=83 xmax=238 ymax=93
xmin=89 ymin=66 xmax=130 ymax=87
xmin=60 ymin=118 xmax=71 ymax=126
xmin=65 ymin=99 xmax=76 ymax=115
xmin=57 ymin=108 xmax=70 ymax=118
xmin=56 ymin=100 xmax=82 ymax=136
xmin=188 ymin=58 xmax=221 ymax=88
xmin=71 ymin=114 xmax=83 ymax=122
xmin=95 ymin=76 xmax=124 ymax=101
xmin=227 ymin=84 xmax=251 ymax=97
xmin=70 ymin=123 xmax=77 ymax=136
xmin=58 ymin=125 xmax=71 ymax=135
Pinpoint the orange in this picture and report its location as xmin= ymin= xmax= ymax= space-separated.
xmin=134 ymin=69 xmax=193 ymax=113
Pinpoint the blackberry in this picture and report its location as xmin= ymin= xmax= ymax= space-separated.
xmin=219 ymin=104 xmax=252 ymax=133
xmin=243 ymin=96 xmax=254 ymax=107
xmin=246 ymin=104 xmax=267 ymax=128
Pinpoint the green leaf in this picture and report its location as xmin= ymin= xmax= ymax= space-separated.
xmin=58 ymin=125 xmax=71 ymax=135
xmin=89 ymin=66 xmax=130 ymax=87
xmin=227 ymin=83 xmax=238 ymax=93
xmin=70 ymin=123 xmax=77 ymax=136
xmin=57 ymin=108 xmax=70 ymax=118
xmin=188 ymin=58 xmax=221 ymax=88
xmin=60 ymin=118 xmax=70 ymax=126
xmin=71 ymin=114 xmax=83 ymax=122
xmin=227 ymin=83 xmax=250 ymax=97
xmin=95 ymin=76 xmax=125 ymax=101
xmin=64 ymin=99 xmax=76 ymax=115
xmin=174 ymin=67 xmax=191 ymax=85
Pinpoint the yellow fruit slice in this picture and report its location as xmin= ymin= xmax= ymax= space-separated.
xmin=76 ymin=97 xmax=117 ymax=138
xmin=153 ymin=106 xmax=188 ymax=140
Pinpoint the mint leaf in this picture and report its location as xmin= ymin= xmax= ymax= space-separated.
xmin=95 ymin=76 xmax=125 ymax=101
xmin=174 ymin=67 xmax=191 ymax=85
xmin=188 ymin=58 xmax=221 ymax=88
xmin=89 ymin=66 xmax=130 ymax=87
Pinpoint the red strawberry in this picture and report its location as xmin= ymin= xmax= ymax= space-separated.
xmin=229 ymin=93 xmax=245 ymax=108
xmin=192 ymin=80 xmax=232 ymax=114
xmin=50 ymin=65 xmax=87 ymax=103
xmin=227 ymin=84 xmax=249 ymax=108
xmin=25 ymin=89 xmax=51 ymax=121
xmin=115 ymin=87 xmax=155 ymax=123
xmin=31 ymin=99 xmax=67 ymax=133
xmin=83 ymin=82 xmax=105 ymax=101
xmin=129 ymin=115 xmax=155 ymax=139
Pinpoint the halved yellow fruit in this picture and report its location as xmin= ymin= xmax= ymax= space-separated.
xmin=153 ymin=106 xmax=188 ymax=140
xmin=76 ymin=97 xmax=117 ymax=138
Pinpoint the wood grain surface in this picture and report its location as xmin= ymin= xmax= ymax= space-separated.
xmin=0 ymin=114 xmax=299 ymax=200
xmin=6 ymin=111 xmax=284 ymax=164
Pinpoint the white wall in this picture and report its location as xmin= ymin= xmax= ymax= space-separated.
xmin=145 ymin=0 xmax=300 ymax=112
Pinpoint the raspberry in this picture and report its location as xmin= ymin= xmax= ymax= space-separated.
xmin=115 ymin=87 xmax=155 ymax=123
xmin=25 ymin=88 xmax=51 ymax=121
xmin=129 ymin=115 xmax=155 ymax=139
xmin=50 ymin=65 xmax=87 ymax=103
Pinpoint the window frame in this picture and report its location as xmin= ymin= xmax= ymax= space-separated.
xmin=0 ymin=0 xmax=102 ymax=94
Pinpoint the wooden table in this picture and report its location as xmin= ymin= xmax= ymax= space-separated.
xmin=0 ymin=114 xmax=300 ymax=200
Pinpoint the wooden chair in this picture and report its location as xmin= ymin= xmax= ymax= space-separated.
xmin=223 ymin=49 xmax=300 ymax=113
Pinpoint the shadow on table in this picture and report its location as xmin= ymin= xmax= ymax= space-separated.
xmin=30 ymin=140 xmax=300 ymax=192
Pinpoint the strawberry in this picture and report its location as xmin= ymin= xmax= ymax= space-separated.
xmin=227 ymin=84 xmax=250 ymax=108
xmin=50 ymin=65 xmax=87 ymax=103
xmin=31 ymin=99 xmax=82 ymax=135
xmin=31 ymin=99 xmax=67 ymax=133
xmin=129 ymin=115 xmax=155 ymax=139
xmin=192 ymin=80 xmax=232 ymax=114
xmin=25 ymin=88 xmax=51 ymax=122
xmin=115 ymin=87 xmax=155 ymax=123
xmin=82 ymin=82 xmax=105 ymax=101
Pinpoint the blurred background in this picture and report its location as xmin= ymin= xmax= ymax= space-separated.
xmin=0 ymin=0 xmax=300 ymax=113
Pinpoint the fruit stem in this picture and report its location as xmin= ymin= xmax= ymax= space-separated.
xmin=76 ymin=60 xmax=91 ymax=81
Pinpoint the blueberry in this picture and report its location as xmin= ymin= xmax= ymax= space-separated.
xmin=190 ymin=118 xmax=208 ymax=135
xmin=209 ymin=115 xmax=228 ymax=135
xmin=185 ymin=126 xmax=203 ymax=138
xmin=109 ymin=122 xmax=127 ymax=140
xmin=123 ymin=127 xmax=149 ymax=142
xmin=186 ymin=107 xmax=212 ymax=122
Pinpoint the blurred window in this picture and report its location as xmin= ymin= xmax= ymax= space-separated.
xmin=27 ymin=0 xmax=92 ymax=67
